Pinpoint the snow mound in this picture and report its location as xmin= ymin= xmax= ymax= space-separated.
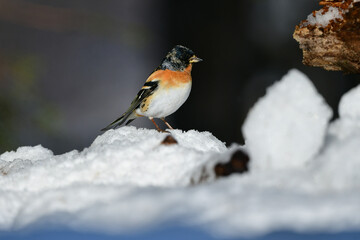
xmin=242 ymin=69 xmax=332 ymax=170
xmin=328 ymin=84 xmax=360 ymax=141
xmin=0 ymin=127 xmax=238 ymax=232
xmin=0 ymin=127 xmax=228 ymax=193
xmin=314 ymin=135 xmax=360 ymax=190
xmin=0 ymin=145 xmax=53 ymax=163
xmin=0 ymin=69 xmax=360 ymax=237
xmin=315 ymin=85 xmax=360 ymax=190
xmin=339 ymin=84 xmax=360 ymax=120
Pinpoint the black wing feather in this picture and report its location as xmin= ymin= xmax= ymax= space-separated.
xmin=101 ymin=81 xmax=159 ymax=131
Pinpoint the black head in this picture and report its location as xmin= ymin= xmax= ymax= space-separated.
xmin=158 ymin=45 xmax=202 ymax=71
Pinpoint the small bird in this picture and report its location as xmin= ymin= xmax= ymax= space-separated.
xmin=101 ymin=45 xmax=202 ymax=132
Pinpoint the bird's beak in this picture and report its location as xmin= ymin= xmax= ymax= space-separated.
xmin=190 ymin=56 xmax=203 ymax=63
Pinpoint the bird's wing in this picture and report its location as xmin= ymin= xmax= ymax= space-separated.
xmin=101 ymin=80 xmax=159 ymax=131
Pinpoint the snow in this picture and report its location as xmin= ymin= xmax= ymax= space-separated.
xmin=339 ymin=84 xmax=360 ymax=120
xmin=306 ymin=6 xmax=343 ymax=27
xmin=1 ymin=69 xmax=360 ymax=238
xmin=317 ymin=85 xmax=360 ymax=190
xmin=328 ymin=85 xmax=360 ymax=141
xmin=242 ymin=69 xmax=332 ymax=170
xmin=0 ymin=128 xmax=227 ymax=191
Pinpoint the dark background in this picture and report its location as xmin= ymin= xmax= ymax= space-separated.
xmin=0 ymin=0 xmax=358 ymax=154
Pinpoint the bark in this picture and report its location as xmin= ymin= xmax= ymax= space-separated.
xmin=294 ymin=0 xmax=360 ymax=73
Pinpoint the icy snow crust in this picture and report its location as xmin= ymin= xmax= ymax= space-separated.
xmin=1 ymin=69 xmax=360 ymax=237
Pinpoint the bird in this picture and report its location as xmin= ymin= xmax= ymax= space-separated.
xmin=101 ymin=45 xmax=202 ymax=132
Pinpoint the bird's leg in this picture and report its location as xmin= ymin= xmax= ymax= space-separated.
xmin=149 ymin=117 xmax=167 ymax=132
xmin=160 ymin=118 xmax=174 ymax=130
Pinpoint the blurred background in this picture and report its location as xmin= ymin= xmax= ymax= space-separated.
xmin=0 ymin=0 xmax=359 ymax=154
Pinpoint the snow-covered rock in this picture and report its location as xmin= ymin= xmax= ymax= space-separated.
xmin=242 ymin=69 xmax=332 ymax=171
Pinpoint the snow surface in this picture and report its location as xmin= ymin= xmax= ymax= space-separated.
xmin=0 ymin=69 xmax=360 ymax=237
xmin=306 ymin=6 xmax=343 ymax=27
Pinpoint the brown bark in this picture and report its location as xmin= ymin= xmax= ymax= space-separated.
xmin=293 ymin=0 xmax=360 ymax=73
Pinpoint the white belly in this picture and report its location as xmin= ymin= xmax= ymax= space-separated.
xmin=137 ymin=82 xmax=192 ymax=118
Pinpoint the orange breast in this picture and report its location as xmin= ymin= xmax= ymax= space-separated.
xmin=146 ymin=65 xmax=192 ymax=89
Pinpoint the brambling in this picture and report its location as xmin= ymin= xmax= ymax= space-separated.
xmin=101 ymin=45 xmax=202 ymax=132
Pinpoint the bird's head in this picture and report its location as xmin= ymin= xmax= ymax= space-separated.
xmin=159 ymin=45 xmax=202 ymax=71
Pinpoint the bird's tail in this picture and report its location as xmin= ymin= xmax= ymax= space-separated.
xmin=101 ymin=111 xmax=137 ymax=131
